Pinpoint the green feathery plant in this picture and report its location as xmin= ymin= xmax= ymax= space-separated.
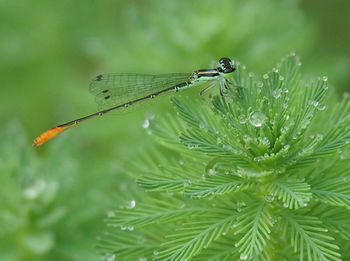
xmin=98 ymin=54 xmax=350 ymax=261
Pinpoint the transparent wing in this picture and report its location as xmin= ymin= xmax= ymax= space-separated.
xmin=219 ymin=78 xmax=244 ymax=99
xmin=89 ymin=73 xmax=193 ymax=109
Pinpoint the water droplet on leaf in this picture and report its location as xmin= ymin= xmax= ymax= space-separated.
xmin=256 ymin=82 xmax=263 ymax=88
xmin=317 ymin=104 xmax=326 ymax=111
xmin=127 ymin=226 xmax=134 ymax=231
xmin=127 ymin=200 xmax=136 ymax=209
xmin=105 ymin=253 xmax=116 ymax=261
xmin=249 ymin=111 xmax=267 ymax=127
xmin=272 ymin=89 xmax=282 ymax=98
xmin=142 ymin=119 xmax=150 ymax=128
xmin=238 ymin=115 xmax=247 ymax=124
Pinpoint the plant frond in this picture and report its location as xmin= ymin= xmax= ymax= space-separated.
xmin=106 ymin=204 xmax=207 ymax=228
xmin=136 ymin=155 xmax=202 ymax=192
xmin=280 ymin=212 xmax=341 ymax=261
xmin=287 ymin=118 xmax=350 ymax=170
xmin=170 ymin=96 xmax=217 ymax=132
xmin=155 ymin=212 xmax=236 ymax=261
xmin=191 ymin=236 xmax=238 ymax=261
xmin=180 ymin=128 xmax=248 ymax=159
xmin=310 ymin=177 xmax=350 ymax=209
xmin=268 ymin=176 xmax=312 ymax=209
xmin=97 ymin=230 xmax=159 ymax=261
xmin=234 ymin=202 xmax=274 ymax=260
xmin=311 ymin=205 xmax=350 ymax=240
xmin=137 ymin=173 xmax=189 ymax=192
xmin=185 ymin=174 xmax=251 ymax=198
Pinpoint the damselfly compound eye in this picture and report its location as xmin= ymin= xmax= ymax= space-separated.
xmin=218 ymin=57 xmax=235 ymax=73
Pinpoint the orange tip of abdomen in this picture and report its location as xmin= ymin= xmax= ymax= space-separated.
xmin=32 ymin=125 xmax=71 ymax=147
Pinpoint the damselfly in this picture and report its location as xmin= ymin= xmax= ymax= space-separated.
xmin=33 ymin=58 xmax=236 ymax=146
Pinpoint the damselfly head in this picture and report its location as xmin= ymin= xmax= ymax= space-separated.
xmin=218 ymin=58 xmax=235 ymax=73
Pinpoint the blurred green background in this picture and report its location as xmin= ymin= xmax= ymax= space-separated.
xmin=0 ymin=0 xmax=349 ymax=260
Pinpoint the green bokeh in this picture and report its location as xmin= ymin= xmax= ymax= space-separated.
xmin=0 ymin=0 xmax=349 ymax=260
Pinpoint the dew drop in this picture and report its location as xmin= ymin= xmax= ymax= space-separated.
xmin=265 ymin=194 xmax=275 ymax=202
xmin=179 ymin=160 xmax=185 ymax=165
xmin=127 ymin=226 xmax=134 ymax=231
xmin=23 ymin=179 xmax=46 ymax=200
xmin=270 ymin=217 xmax=277 ymax=225
xmin=187 ymin=144 xmax=196 ymax=150
xmin=308 ymin=100 xmax=319 ymax=107
xmin=142 ymin=119 xmax=150 ymax=128
xmin=183 ymin=181 xmax=191 ymax=187
xmin=263 ymin=74 xmax=269 ymax=79
xmin=208 ymin=169 xmax=216 ymax=175
xmin=322 ymin=76 xmax=328 ymax=82
xmin=106 ymin=210 xmax=116 ymax=217
xmin=272 ymin=89 xmax=282 ymax=99
xmin=279 ymin=76 xmax=284 ymax=81
xmin=127 ymin=200 xmax=136 ymax=209
xmin=138 ymin=257 xmax=147 ymax=261
xmin=315 ymin=134 xmax=324 ymax=141
xmin=317 ymin=104 xmax=326 ymax=111
xmin=256 ymin=82 xmax=263 ymax=88
xmin=259 ymin=137 xmax=270 ymax=146
xmin=249 ymin=111 xmax=267 ymax=127
xmin=238 ymin=115 xmax=247 ymax=124
xmin=283 ymin=203 xmax=289 ymax=208
xmin=237 ymin=201 xmax=246 ymax=207
xmin=105 ymin=253 xmax=116 ymax=261
xmin=240 ymin=254 xmax=248 ymax=260
xmin=199 ymin=122 xmax=206 ymax=129
xmin=243 ymin=134 xmax=251 ymax=141
xmin=281 ymin=126 xmax=289 ymax=134
xmin=153 ymin=250 xmax=159 ymax=256
xmin=272 ymin=68 xmax=278 ymax=73
xmin=248 ymin=72 xmax=254 ymax=77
